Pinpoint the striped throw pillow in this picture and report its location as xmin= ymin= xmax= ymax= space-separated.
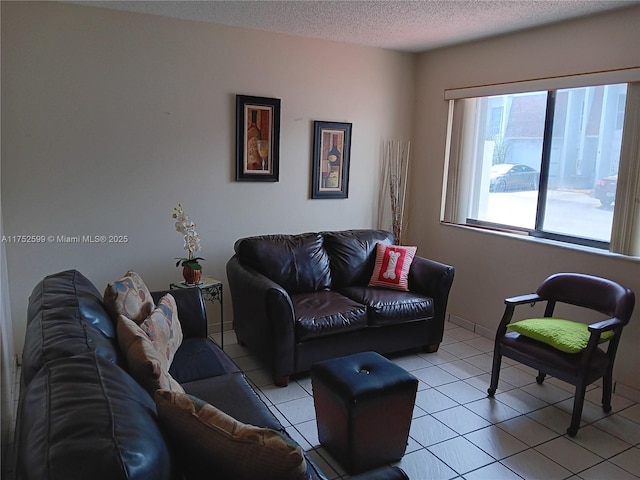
xmin=368 ymin=242 xmax=416 ymax=291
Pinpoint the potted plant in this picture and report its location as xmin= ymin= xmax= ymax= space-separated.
xmin=173 ymin=204 xmax=205 ymax=284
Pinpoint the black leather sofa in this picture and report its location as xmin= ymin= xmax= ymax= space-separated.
xmin=227 ymin=229 xmax=455 ymax=386
xmin=14 ymin=269 xmax=408 ymax=480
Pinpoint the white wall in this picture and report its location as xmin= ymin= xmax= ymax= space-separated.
xmin=409 ymin=6 xmax=640 ymax=393
xmin=1 ymin=2 xmax=415 ymax=352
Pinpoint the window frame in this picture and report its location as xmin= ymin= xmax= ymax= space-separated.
xmin=442 ymin=68 xmax=640 ymax=257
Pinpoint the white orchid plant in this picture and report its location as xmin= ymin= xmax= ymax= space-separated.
xmin=173 ymin=204 xmax=205 ymax=270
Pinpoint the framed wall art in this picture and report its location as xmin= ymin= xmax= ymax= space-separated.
xmin=311 ymin=121 xmax=352 ymax=199
xmin=236 ymin=95 xmax=281 ymax=182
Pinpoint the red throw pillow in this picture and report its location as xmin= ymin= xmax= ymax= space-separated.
xmin=368 ymin=242 xmax=417 ymax=291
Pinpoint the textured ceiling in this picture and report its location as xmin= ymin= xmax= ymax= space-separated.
xmin=74 ymin=0 xmax=639 ymax=52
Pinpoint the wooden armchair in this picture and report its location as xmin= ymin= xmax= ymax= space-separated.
xmin=487 ymin=272 xmax=635 ymax=437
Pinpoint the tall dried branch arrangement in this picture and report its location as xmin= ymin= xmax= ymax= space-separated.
xmin=379 ymin=140 xmax=411 ymax=245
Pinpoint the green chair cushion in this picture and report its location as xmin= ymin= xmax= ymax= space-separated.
xmin=508 ymin=318 xmax=614 ymax=354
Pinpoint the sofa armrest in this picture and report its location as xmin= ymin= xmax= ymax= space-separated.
xmin=408 ymin=255 xmax=455 ymax=326
xmin=227 ymin=256 xmax=296 ymax=379
xmin=152 ymin=288 xmax=207 ymax=339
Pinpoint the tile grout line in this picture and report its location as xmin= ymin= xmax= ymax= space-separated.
xmin=224 ymin=329 xmax=639 ymax=479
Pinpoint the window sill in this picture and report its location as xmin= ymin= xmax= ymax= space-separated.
xmin=441 ymin=221 xmax=640 ymax=263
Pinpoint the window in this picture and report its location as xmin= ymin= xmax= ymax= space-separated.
xmin=442 ymin=71 xmax=640 ymax=256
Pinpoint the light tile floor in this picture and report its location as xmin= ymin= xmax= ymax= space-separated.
xmin=215 ymin=322 xmax=640 ymax=480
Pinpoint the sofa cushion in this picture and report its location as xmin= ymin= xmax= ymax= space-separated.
xmin=169 ymin=338 xmax=227 ymax=383
xmin=368 ymin=243 xmax=417 ymax=291
xmin=104 ymin=271 xmax=155 ymax=324
xmin=117 ymin=315 xmax=184 ymax=395
xmin=292 ymin=291 xmax=368 ymax=341
xmin=341 ymin=286 xmax=434 ymax=326
xmin=139 ymin=293 xmax=183 ymax=366
xmin=234 ymin=232 xmax=331 ymax=294
xmin=22 ymin=270 xmax=120 ymax=386
xmin=154 ymin=390 xmax=308 ymax=480
xmin=182 ymin=372 xmax=284 ymax=431
xmin=16 ymin=352 xmax=173 ymax=480
xmin=323 ymin=230 xmax=394 ymax=289
xmin=507 ymin=318 xmax=614 ymax=354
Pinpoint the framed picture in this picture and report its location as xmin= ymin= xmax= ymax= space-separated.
xmin=236 ymin=95 xmax=281 ymax=182
xmin=311 ymin=121 xmax=352 ymax=199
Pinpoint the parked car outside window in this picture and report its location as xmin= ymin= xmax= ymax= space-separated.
xmin=490 ymin=163 xmax=539 ymax=192
xmin=594 ymin=174 xmax=617 ymax=206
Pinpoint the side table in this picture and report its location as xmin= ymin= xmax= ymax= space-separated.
xmin=170 ymin=276 xmax=224 ymax=350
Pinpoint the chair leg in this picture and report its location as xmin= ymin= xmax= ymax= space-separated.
xmin=536 ymin=371 xmax=546 ymax=385
xmin=567 ymin=383 xmax=587 ymax=437
xmin=602 ymin=372 xmax=613 ymax=413
xmin=487 ymin=350 xmax=502 ymax=397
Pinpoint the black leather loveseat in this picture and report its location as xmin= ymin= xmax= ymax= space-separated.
xmin=14 ymin=269 xmax=409 ymax=480
xmin=227 ymin=229 xmax=455 ymax=386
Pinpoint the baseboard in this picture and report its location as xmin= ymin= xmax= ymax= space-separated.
xmin=448 ymin=313 xmax=494 ymax=340
xmin=614 ymin=381 xmax=640 ymax=403
xmin=445 ymin=312 xmax=640 ymax=403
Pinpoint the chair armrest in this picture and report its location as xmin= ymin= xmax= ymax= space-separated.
xmin=495 ymin=293 xmax=540 ymax=338
xmin=408 ymin=256 xmax=455 ymax=325
xmin=152 ymin=288 xmax=207 ymax=338
xmin=588 ymin=317 xmax=624 ymax=333
xmin=226 ymin=256 xmax=295 ymax=326
xmin=409 ymin=256 xmax=454 ymax=296
xmin=579 ymin=317 xmax=626 ymax=366
xmin=226 ymin=256 xmax=296 ymax=378
xmin=505 ymin=293 xmax=541 ymax=305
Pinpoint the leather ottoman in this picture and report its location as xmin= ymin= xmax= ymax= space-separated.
xmin=311 ymin=351 xmax=418 ymax=474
